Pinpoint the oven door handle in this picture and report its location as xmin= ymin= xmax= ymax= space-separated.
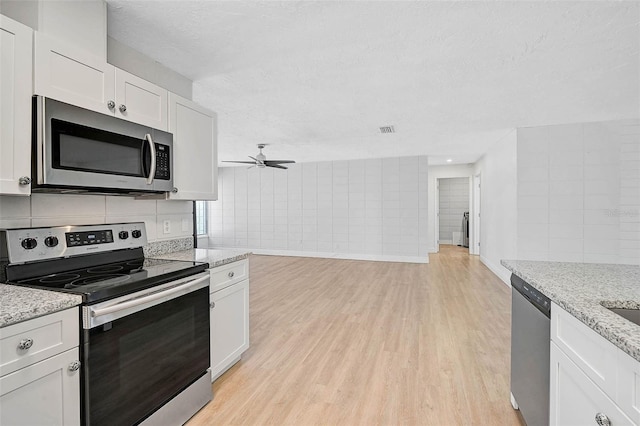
xmin=90 ymin=275 xmax=209 ymax=319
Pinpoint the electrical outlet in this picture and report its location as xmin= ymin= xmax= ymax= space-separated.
xmin=163 ymin=220 xmax=171 ymax=234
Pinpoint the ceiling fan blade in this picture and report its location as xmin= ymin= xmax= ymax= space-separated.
xmin=222 ymin=161 xmax=256 ymax=164
xmin=248 ymin=156 xmax=258 ymax=161
xmin=266 ymin=164 xmax=288 ymax=170
xmin=264 ymin=160 xmax=296 ymax=165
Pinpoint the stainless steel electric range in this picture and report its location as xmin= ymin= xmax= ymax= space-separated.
xmin=0 ymin=223 xmax=212 ymax=426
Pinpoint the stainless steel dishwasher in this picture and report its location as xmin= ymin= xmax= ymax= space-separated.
xmin=510 ymin=274 xmax=551 ymax=426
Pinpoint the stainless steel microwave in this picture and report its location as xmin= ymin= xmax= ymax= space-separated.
xmin=32 ymin=96 xmax=174 ymax=195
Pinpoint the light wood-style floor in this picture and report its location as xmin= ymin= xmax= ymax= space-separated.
xmin=188 ymin=246 xmax=523 ymax=425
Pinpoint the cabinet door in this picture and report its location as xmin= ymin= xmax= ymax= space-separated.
xmin=115 ymin=68 xmax=168 ymax=130
xmin=0 ymin=347 xmax=81 ymax=426
xmin=210 ymin=279 xmax=249 ymax=381
xmin=168 ymin=93 xmax=218 ymax=200
xmin=34 ymin=33 xmax=115 ymax=116
xmin=0 ymin=15 xmax=32 ymax=195
xmin=550 ymin=342 xmax=634 ymax=426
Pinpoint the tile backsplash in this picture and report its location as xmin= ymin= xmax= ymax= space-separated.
xmin=0 ymin=194 xmax=193 ymax=243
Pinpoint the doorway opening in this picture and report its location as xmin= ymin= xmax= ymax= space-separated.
xmin=436 ymin=177 xmax=471 ymax=253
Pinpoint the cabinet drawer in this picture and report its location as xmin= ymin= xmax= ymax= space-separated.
xmin=0 ymin=308 xmax=78 ymax=376
xmin=209 ymin=260 xmax=249 ymax=293
xmin=551 ymin=303 xmax=617 ymax=398
xmin=618 ymin=348 xmax=640 ymax=424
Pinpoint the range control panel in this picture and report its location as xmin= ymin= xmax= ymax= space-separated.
xmin=1 ymin=223 xmax=147 ymax=264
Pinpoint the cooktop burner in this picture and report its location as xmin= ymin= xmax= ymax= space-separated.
xmin=1 ymin=223 xmax=209 ymax=304
xmin=12 ymin=256 xmax=207 ymax=303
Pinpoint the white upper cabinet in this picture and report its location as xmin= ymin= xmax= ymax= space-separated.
xmin=0 ymin=15 xmax=33 ymax=196
xmin=115 ymin=68 xmax=168 ymax=130
xmin=34 ymin=32 xmax=115 ymax=116
xmin=167 ymin=93 xmax=218 ymax=200
xmin=34 ymin=33 xmax=168 ymax=130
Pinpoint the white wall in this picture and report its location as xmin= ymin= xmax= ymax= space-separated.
xmin=427 ymin=164 xmax=474 ymax=252
xmin=207 ymin=157 xmax=429 ymax=263
xmin=437 ymin=177 xmax=469 ymax=245
xmin=473 ymin=130 xmax=518 ymax=284
xmin=0 ymin=194 xmax=193 ymax=243
xmin=517 ymin=119 xmax=640 ymax=264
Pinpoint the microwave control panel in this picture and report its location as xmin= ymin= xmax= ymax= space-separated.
xmin=155 ymin=144 xmax=170 ymax=180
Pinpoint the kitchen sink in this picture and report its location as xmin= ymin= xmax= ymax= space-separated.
xmin=608 ymin=308 xmax=640 ymax=326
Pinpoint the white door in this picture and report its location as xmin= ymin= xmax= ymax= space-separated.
xmin=114 ymin=68 xmax=168 ymax=130
xmin=472 ymin=174 xmax=481 ymax=256
xmin=0 ymin=348 xmax=81 ymax=426
xmin=34 ymin=33 xmax=115 ymax=116
xmin=0 ymin=15 xmax=32 ymax=195
xmin=168 ymin=93 xmax=218 ymax=200
xmin=210 ymin=279 xmax=249 ymax=381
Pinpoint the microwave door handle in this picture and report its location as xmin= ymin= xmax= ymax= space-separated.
xmin=144 ymin=133 xmax=156 ymax=185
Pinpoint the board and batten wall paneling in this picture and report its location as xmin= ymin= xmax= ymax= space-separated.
xmin=516 ymin=119 xmax=640 ymax=265
xmin=207 ymin=157 xmax=429 ymax=263
xmin=0 ymin=194 xmax=193 ymax=243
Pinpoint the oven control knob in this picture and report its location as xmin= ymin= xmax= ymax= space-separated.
xmin=44 ymin=236 xmax=59 ymax=247
xmin=21 ymin=238 xmax=37 ymax=250
xmin=132 ymin=230 xmax=142 ymax=239
xmin=119 ymin=231 xmax=129 ymax=240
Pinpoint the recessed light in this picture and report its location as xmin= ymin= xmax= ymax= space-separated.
xmin=446 ymin=159 xmax=452 ymax=163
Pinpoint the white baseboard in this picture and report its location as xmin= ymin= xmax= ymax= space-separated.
xmin=480 ymin=256 xmax=511 ymax=286
xmin=217 ymin=247 xmax=429 ymax=264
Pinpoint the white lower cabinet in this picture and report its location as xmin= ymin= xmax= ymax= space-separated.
xmin=550 ymin=342 xmax=633 ymax=426
xmin=0 ymin=308 xmax=80 ymax=426
xmin=209 ymin=260 xmax=250 ymax=382
xmin=0 ymin=348 xmax=81 ymax=426
xmin=550 ymin=302 xmax=638 ymax=426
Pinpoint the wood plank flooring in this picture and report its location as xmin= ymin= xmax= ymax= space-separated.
xmin=188 ymin=246 xmax=523 ymax=425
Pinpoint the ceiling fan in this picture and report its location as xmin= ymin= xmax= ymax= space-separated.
xmin=223 ymin=144 xmax=295 ymax=169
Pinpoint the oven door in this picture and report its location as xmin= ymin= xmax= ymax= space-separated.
xmin=82 ymin=273 xmax=210 ymax=426
xmin=35 ymin=96 xmax=173 ymax=193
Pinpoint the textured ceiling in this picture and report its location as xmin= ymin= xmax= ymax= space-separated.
xmin=106 ymin=1 xmax=640 ymax=165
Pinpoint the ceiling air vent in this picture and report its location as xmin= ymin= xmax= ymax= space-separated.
xmin=379 ymin=125 xmax=395 ymax=134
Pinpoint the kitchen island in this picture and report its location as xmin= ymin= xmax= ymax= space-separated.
xmin=502 ymin=260 xmax=639 ymax=362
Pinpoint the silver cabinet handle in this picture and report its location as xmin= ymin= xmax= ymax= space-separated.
xmin=107 ymin=100 xmax=115 ymax=109
xmin=68 ymin=360 xmax=81 ymax=372
xmin=595 ymin=413 xmax=611 ymax=426
xmin=210 ymin=302 xmax=215 ymax=309
xmin=18 ymin=176 xmax=31 ymax=185
xmin=144 ymin=133 xmax=156 ymax=185
xmin=228 ymin=271 xmax=235 ymax=278
xmin=18 ymin=338 xmax=33 ymax=350
xmin=119 ymin=104 xmax=127 ymax=113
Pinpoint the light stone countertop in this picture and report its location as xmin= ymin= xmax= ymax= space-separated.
xmin=0 ymin=284 xmax=82 ymax=328
xmin=153 ymin=248 xmax=251 ymax=269
xmin=502 ymin=260 xmax=640 ymax=362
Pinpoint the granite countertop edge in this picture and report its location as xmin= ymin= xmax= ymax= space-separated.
xmin=501 ymin=260 xmax=640 ymax=363
xmin=153 ymin=248 xmax=252 ymax=268
xmin=0 ymin=285 xmax=82 ymax=328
